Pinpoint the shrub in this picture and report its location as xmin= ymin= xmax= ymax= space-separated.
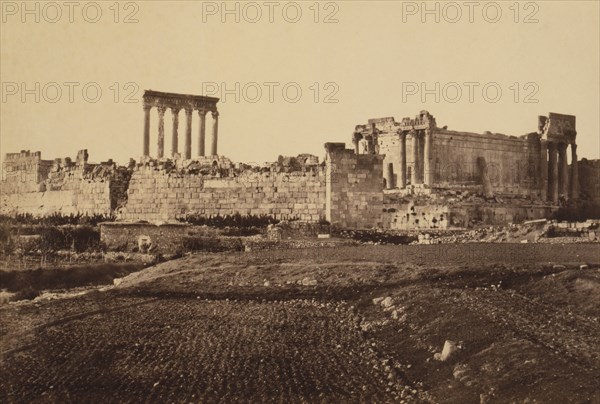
xmin=39 ymin=226 xmax=101 ymax=253
xmin=177 ymin=213 xmax=279 ymax=228
xmin=0 ymin=213 xmax=115 ymax=227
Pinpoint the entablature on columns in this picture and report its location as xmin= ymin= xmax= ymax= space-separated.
xmin=539 ymin=112 xmax=577 ymax=145
xmin=143 ymin=90 xmax=219 ymax=113
xmin=353 ymin=111 xmax=437 ymax=139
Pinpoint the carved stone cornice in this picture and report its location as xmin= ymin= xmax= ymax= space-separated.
xmin=143 ymin=90 xmax=219 ymax=113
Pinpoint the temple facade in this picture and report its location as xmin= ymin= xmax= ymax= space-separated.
xmin=353 ymin=111 xmax=579 ymax=203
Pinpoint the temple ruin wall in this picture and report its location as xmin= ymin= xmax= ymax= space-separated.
xmin=119 ymin=165 xmax=327 ymax=222
xmin=378 ymin=130 xmax=541 ymax=196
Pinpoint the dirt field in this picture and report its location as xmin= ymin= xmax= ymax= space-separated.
xmin=1 ymin=243 xmax=599 ymax=403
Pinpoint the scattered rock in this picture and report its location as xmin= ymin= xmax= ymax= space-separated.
xmin=372 ymin=297 xmax=384 ymax=305
xmin=263 ymin=280 xmax=271 ymax=287
xmin=434 ymin=340 xmax=459 ymax=361
xmin=552 ymin=265 xmax=566 ymax=270
xmin=579 ymin=264 xmax=589 ymax=270
xmin=113 ymin=278 xmax=123 ymax=286
xmin=381 ymin=296 xmax=394 ymax=308
xmin=301 ymin=277 xmax=317 ymax=286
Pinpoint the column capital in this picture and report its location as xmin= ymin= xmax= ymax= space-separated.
xmin=197 ymin=109 xmax=207 ymax=117
xmin=157 ymin=105 xmax=167 ymax=115
xmin=184 ymin=107 xmax=193 ymax=116
xmin=212 ymin=110 xmax=219 ymax=118
xmin=171 ymin=107 xmax=181 ymax=114
xmin=143 ymin=104 xmax=152 ymax=112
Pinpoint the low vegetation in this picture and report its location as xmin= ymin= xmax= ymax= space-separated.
xmin=0 ymin=262 xmax=146 ymax=301
xmin=177 ymin=213 xmax=281 ymax=228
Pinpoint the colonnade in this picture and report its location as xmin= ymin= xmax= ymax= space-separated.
xmin=142 ymin=90 xmax=220 ymax=159
xmin=541 ymin=140 xmax=578 ymax=202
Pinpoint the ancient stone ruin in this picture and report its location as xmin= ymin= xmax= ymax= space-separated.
xmin=1 ymin=90 xmax=599 ymax=230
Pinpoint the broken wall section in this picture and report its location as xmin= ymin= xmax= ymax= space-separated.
xmin=325 ymin=143 xmax=384 ymax=229
xmin=0 ymin=150 xmax=132 ymax=217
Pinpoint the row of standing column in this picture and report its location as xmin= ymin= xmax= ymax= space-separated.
xmin=390 ymin=130 xmax=432 ymax=189
xmin=543 ymin=141 xmax=578 ymax=203
xmin=143 ymin=106 xmax=219 ymax=159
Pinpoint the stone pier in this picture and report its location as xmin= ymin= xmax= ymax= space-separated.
xmin=142 ymin=90 xmax=219 ymax=159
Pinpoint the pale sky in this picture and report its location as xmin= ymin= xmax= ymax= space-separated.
xmin=1 ymin=1 xmax=599 ymax=165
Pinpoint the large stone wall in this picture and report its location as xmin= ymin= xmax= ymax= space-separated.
xmin=1 ymin=183 xmax=113 ymax=216
xmin=325 ymin=143 xmax=384 ymax=229
xmin=0 ymin=150 xmax=130 ymax=217
xmin=377 ymin=130 xmax=542 ymax=197
xmin=431 ymin=131 xmax=541 ymax=195
xmin=119 ymin=159 xmax=327 ymax=222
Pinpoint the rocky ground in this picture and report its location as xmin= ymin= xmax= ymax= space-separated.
xmin=1 ymin=243 xmax=599 ymax=403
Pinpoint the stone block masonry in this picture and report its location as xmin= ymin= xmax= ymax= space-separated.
xmin=2 ymin=148 xmax=388 ymax=227
xmin=119 ymin=157 xmax=327 ymax=222
xmin=0 ymin=150 xmax=131 ymax=217
xmin=325 ymin=143 xmax=385 ymax=229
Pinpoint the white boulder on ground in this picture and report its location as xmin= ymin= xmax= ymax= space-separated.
xmin=434 ymin=340 xmax=459 ymax=361
xmin=381 ymin=296 xmax=394 ymax=308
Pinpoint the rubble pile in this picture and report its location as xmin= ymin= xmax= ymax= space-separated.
xmin=412 ymin=219 xmax=599 ymax=244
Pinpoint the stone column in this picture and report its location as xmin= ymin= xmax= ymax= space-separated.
xmin=197 ymin=110 xmax=206 ymax=157
xmin=157 ymin=106 xmax=167 ymax=158
xmin=418 ymin=132 xmax=425 ymax=184
xmin=171 ymin=108 xmax=180 ymax=157
xmin=385 ymin=163 xmax=394 ymax=189
xmin=558 ymin=142 xmax=569 ymax=197
xmin=547 ymin=142 xmax=558 ymax=203
xmin=399 ymin=132 xmax=407 ymax=188
xmin=143 ymin=105 xmax=151 ymax=157
xmin=184 ymin=109 xmax=192 ymax=159
xmin=411 ymin=130 xmax=419 ymax=185
xmin=539 ymin=140 xmax=548 ymax=201
xmin=211 ymin=111 xmax=219 ymax=156
xmin=423 ymin=129 xmax=433 ymax=186
xmin=570 ymin=143 xmax=579 ymax=200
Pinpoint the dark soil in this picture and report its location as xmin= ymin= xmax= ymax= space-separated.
xmin=1 ymin=243 xmax=599 ymax=403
